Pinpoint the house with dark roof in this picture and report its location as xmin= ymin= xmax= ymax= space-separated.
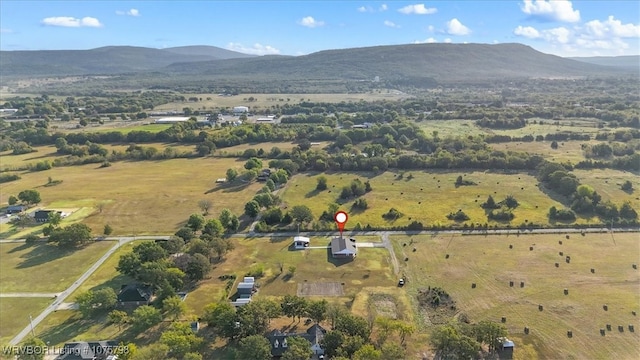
xmin=5 ymin=205 xmax=26 ymax=214
xmin=34 ymin=209 xmax=60 ymax=222
xmin=330 ymin=236 xmax=357 ymax=259
xmin=55 ymin=340 xmax=119 ymax=360
xmin=116 ymin=284 xmax=153 ymax=307
xmin=267 ymin=324 xmax=327 ymax=357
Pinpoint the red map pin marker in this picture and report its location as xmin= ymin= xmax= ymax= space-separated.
xmin=334 ymin=211 xmax=348 ymax=236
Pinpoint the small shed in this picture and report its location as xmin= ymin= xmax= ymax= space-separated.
xmin=5 ymin=205 xmax=26 ymax=214
xmin=293 ymin=236 xmax=310 ymax=250
xmin=498 ymin=337 xmax=515 ymax=358
xmin=216 ymin=178 xmax=226 ymax=183
xmin=237 ymin=282 xmax=255 ymax=295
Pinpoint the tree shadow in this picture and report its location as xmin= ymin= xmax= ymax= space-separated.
xmin=204 ymin=181 xmax=252 ymax=194
xmin=39 ymin=312 xmax=114 ymax=346
xmin=305 ymin=189 xmax=321 ymax=198
xmin=15 ymin=243 xmax=80 ymax=269
xmin=536 ymin=183 xmax=571 ymax=206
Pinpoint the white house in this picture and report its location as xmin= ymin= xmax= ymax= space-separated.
xmin=232 ymin=106 xmax=249 ymax=115
xmin=293 ymin=236 xmax=310 ymax=249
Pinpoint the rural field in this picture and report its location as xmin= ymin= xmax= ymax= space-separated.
xmin=392 ymin=232 xmax=640 ymax=360
xmin=0 ymin=157 xmax=263 ymax=238
xmin=280 ymin=170 xmax=571 ymax=228
xmin=573 ymin=169 xmax=640 ymax=210
xmin=0 ymin=298 xmax=53 ymax=345
xmin=153 ymin=91 xmax=409 ymax=112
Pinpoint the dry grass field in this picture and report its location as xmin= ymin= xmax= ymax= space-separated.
xmin=392 ymin=232 xmax=640 ymax=360
xmin=0 ymin=298 xmax=53 ymax=346
xmin=153 ymin=92 xmax=409 ymax=112
xmin=0 ymin=241 xmax=113 ymax=293
xmin=573 ymin=169 xmax=640 ymax=210
xmin=280 ymin=171 xmax=569 ymax=228
xmin=0 ymin=157 xmax=262 ymax=237
xmin=214 ymin=141 xmax=330 ymax=157
xmin=490 ymin=140 xmax=598 ymax=163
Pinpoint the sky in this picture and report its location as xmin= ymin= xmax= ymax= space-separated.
xmin=0 ymin=0 xmax=639 ymax=57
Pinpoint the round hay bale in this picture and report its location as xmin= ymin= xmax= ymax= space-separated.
xmin=633 ymin=264 xmax=637 ymax=269
xmin=501 ymin=317 xmax=506 ymax=323
xmin=412 ymin=247 xmax=417 ymax=252
xmin=418 ymin=201 xmax=421 ymax=204
xmin=559 ymin=251 xmax=564 ymax=256
xmin=632 ymin=311 xmax=637 ymax=316
xmin=400 ymin=192 xmax=403 ymax=195
xmin=555 ymin=263 xmax=559 ymax=267
xmin=591 ymin=268 xmax=595 ymax=273
xmin=539 ymin=305 xmax=543 ymax=311
xmin=524 ymin=327 xmax=529 ymax=334
xmin=564 ymin=288 xmax=569 ymax=295
xmin=404 ymin=257 xmax=409 ymax=261
xmin=403 ymin=243 xmax=406 ymax=247
xmin=509 ymin=244 xmax=513 ymax=249
xmin=567 ymin=330 xmax=573 ymax=338
xmin=530 ymin=246 xmax=534 ymax=251
xmin=606 ymin=324 xmax=611 ymax=331
xmin=618 ymin=325 xmax=624 ymax=332
xmin=445 ymin=254 xmax=449 ymax=259
xmin=328 ymin=190 xmax=331 ymax=193
xmin=510 ymin=281 xmax=514 ymax=287
xmin=600 ymin=329 xmax=606 ymax=336
xmin=559 ymin=240 xmax=562 ymax=245
xmin=603 ymin=304 xmax=608 ymax=311
xmin=566 ymin=235 xmax=570 ymax=239
xmin=471 ymin=283 xmax=476 ymax=289
xmin=629 ymin=325 xmax=635 ymax=332
xmin=420 ymin=188 xmax=423 ymax=191
xmin=520 ymin=282 xmax=525 ymax=288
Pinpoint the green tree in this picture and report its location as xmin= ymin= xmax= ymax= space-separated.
xmin=265 ymin=179 xmax=276 ymax=191
xmin=281 ymin=294 xmax=308 ymax=322
xmin=210 ymin=237 xmax=235 ymax=260
xmin=131 ymin=305 xmax=162 ymax=331
xmin=244 ymin=200 xmax=260 ymax=218
xmin=335 ymin=314 xmax=371 ymax=340
xmin=281 ymin=336 xmax=313 ymax=360
xmin=108 ymin=310 xmax=129 ymax=330
xmin=321 ymin=330 xmax=345 ymax=358
xmin=130 ymin=344 xmax=168 ymax=360
xmin=16 ymin=337 xmax=46 ymax=360
xmin=306 ymin=299 xmax=328 ymax=324
xmin=8 ymin=195 xmax=18 ymax=205
xmin=236 ymin=335 xmax=272 ymax=360
xmin=133 ymin=241 xmax=167 ymax=263
xmin=226 ymin=168 xmax=238 ymax=182
xmin=47 ymin=223 xmax=92 ymax=247
xmin=103 ymin=224 xmax=113 ymax=235
xmin=353 ymin=344 xmax=381 ymax=360
xmin=244 ymin=157 xmax=263 ymax=170
xmin=25 ymin=234 xmax=39 ymax=245
xmin=183 ymin=353 xmax=202 ymax=360
xmin=187 ymin=213 xmax=205 ymax=231
xmin=47 ymin=211 xmax=62 ymax=226
xmin=163 ymin=295 xmax=187 ymax=321
xmin=474 ymin=320 xmax=507 ymax=352
xmin=203 ymin=218 xmax=224 ymax=237
xmin=290 ymin=205 xmax=313 ymax=224
xmin=113 ymin=342 xmax=137 ymax=360
xmin=186 ymin=253 xmax=211 ymax=281
xmin=219 ymin=208 xmax=233 ymax=229
xmin=316 ymin=176 xmax=328 ymax=191
xmin=621 ymin=180 xmax=634 ymax=192
xmin=18 ymin=189 xmax=41 ymax=205
xmin=198 ymin=199 xmax=213 ymax=215
xmin=175 ymin=227 xmax=195 ymax=241
xmin=381 ymin=342 xmax=406 ymax=360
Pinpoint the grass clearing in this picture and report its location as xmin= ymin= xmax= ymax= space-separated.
xmin=1 ymin=157 xmax=263 ymax=236
xmin=0 ymin=298 xmax=52 ymax=345
xmin=280 ymin=171 xmax=568 ymax=228
xmin=215 ymin=141 xmax=330 ymax=157
xmin=0 ymin=241 xmax=113 ymax=293
xmin=153 ymin=92 xmax=409 ymax=112
xmin=490 ymin=140 xmax=597 ymax=163
xmin=573 ymin=169 xmax=640 ymax=210
xmin=392 ymin=232 xmax=640 ymax=360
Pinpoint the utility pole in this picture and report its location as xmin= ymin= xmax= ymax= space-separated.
xmin=29 ymin=314 xmax=35 ymax=337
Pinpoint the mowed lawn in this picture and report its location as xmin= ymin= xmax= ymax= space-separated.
xmin=1 ymin=157 xmax=263 ymax=236
xmin=0 ymin=298 xmax=52 ymax=345
xmin=280 ymin=171 xmax=567 ymax=228
xmin=0 ymin=241 xmax=113 ymax=293
xmin=185 ymin=236 xmax=396 ymax=317
xmin=392 ymin=232 xmax=640 ymax=360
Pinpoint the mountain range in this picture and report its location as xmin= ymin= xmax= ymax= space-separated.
xmin=0 ymin=44 xmax=636 ymax=83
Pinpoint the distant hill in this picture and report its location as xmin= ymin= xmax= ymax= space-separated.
xmin=0 ymin=45 xmax=252 ymax=77
xmin=0 ymin=43 xmax=634 ymax=83
xmin=164 ymin=43 xmax=630 ymax=82
xmin=568 ymin=55 xmax=639 ymax=69
xmin=162 ymin=45 xmax=256 ymax=59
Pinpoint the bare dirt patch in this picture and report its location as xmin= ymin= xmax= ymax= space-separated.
xmin=297 ymin=282 xmax=344 ymax=296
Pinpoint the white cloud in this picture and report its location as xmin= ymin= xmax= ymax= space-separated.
xmin=520 ymin=0 xmax=580 ymax=23
xmin=298 ymin=16 xmax=324 ymax=28
xmin=117 ymin=8 xmax=140 ymax=16
xmin=427 ymin=25 xmax=434 ymax=32
xmin=543 ymin=26 xmax=571 ymax=44
xmin=226 ymin=42 xmax=281 ymax=56
xmin=0 ymin=28 xmax=13 ymax=33
xmin=492 ymin=40 xmax=499 ymax=44
xmin=384 ymin=20 xmax=400 ymax=28
xmin=444 ymin=38 xmax=452 ymax=43
xmin=414 ymin=37 xmax=437 ymax=44
xmin=398 ymin=4 xmax=437 ymax=15
xmin=41 ymin=16 xmax=103 ymax=28
xmin=514 ymin=25 xmax=541 ymax=38
xmin=583 ymin=16 xmax=640 ymax=38
xmin=357 ymin=6 xmax=371 ymax=12
xmin=446 ymin=18 xmax=470 ymax=35
xmin=380 ymin=4 xmax=388 ymax=11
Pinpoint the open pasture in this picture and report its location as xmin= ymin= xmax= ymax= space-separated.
xmin=0 ymin=241 xmax=113 ymax=293
xmin=280 ymin=171 xmax=567 ymax=228
xmin=392 ymin=232 xmax=640 ymax=360
xmin=153 ymin=92 xmax=409 ymax=112
xmin=214 ymin=141 xmax=330 ymax=157
xmin=573 ymin=169 xmax=640 ymax=210
xmin=490 ymin=140 xmax=598 ymax=163
xmin=0 ymin=298 xmax=53 ymax=345
xmin=1 ymin=157 xmax=262 ymax=236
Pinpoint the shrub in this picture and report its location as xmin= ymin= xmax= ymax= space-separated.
xmin=447 ymin=210 xmax=470 ymax=221
xmin=316 ymin=176 xmax=328 ymax=191
xmin=488 ymin=210 xmax=514 ymax=221
xmin=382 ymin=208 xmax=403 ymax=220
xmin=352 ymin=198 xmax=368 ymax=210
xmin=246 ymin=263 xmax=265 ymax=278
